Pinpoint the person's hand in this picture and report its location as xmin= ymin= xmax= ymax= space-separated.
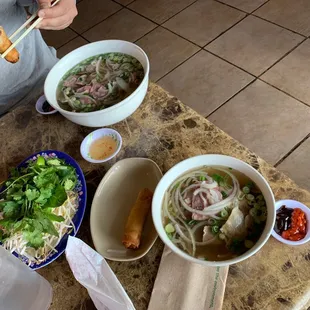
xmin=37 ymin=0 xmax=78 ymax=30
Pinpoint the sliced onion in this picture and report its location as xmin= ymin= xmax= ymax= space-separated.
xmin=176 ymin=170 xmax=239 ymax=216
xmin=169 ymin=171 xmax=212 ymax=191
xmin=193 ymin=188 xmax=210 ymax=197
xmin=182 ymin=183 xmax=199 ymax=195
xmin=173 ymin=188 xmax=186 ymax=219
xmin=201 ymin=181 xmax=218 ymax=189
xmin=199 ymin=192 xmax=208 ymax=208
xmin=174 ymin=223 xmax=196 ymax=255
xmin=163 ymin=193 xmax=178 ymax=225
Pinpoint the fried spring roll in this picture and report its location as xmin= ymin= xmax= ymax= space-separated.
xmin=122 ymin=188 xmax=153 ymax=249
xmin=0 ymin=26 xmax=19 ymax=63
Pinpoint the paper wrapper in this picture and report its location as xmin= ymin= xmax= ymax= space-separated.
xmin=148 ymin=246 xmax=228 ymax=310
xmin=66 ymin=236 xmax=135 ymax=310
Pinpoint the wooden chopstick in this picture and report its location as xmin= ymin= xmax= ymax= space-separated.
xmin=1 ymin=17 xmax=43 ymax=59
xmin=1 ymin=0 xmax=61 ymax=60
xmin=9 ymin=14 xmax=37 ymax=41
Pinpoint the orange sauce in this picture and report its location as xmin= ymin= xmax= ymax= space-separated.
xmin=89 ymin=136 xmax=117 ymax=160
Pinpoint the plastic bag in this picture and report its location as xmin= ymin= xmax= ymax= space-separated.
xmin=0 ymin=247 xmax=52 ymax=310
xmin=66 ymin=236 xmax=135 ymax=310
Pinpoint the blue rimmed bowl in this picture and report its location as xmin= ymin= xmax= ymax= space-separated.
xmin=0 ymin=150 xmax=87 ymax=270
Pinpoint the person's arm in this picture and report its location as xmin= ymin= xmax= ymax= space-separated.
xmin=37 ymin=0 xmax=77 ymax=30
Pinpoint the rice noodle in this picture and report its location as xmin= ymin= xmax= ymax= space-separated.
xmin=191 ymin=220 xmax=210 ymax=234
xmin=175 ymin=223 xmax=218 ymax=246
xmin=177 ymin=216 xmax=196 ymax=256
xmin=173 ymin=188 xmax=187 ymax=219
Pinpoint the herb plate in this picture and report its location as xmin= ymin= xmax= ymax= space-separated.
xmin=0 ymin=150 xmax=87 ymax=270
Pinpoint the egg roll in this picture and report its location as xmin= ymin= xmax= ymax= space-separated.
xmin=0 ymin=26 xmax=19 ymax=63
xmin=122 ymin=188 xmax=153 ymax=249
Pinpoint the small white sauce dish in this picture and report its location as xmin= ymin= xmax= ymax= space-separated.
xmin=90 ymin=158 xmax=162 ymax=261
xmin=80 ymin=128 xmax=122 ymax=163
xmin=35 ymin=95 xmax=57 ymax=115
xmin=272 ymin=199 xmax=310 ymax=246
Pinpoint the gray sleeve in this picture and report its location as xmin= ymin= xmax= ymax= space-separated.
xmin=16 ymin=0 xmax=39 ymax=13
xmin=16 ymin=0 xmax=37 ymax=6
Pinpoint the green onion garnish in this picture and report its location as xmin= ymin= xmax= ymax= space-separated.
xmin=165 ymin=223 xmax=175 ymax=234
xmin=242 ymin=186 xmax=250 ymax=194
xmin=221 ymin=210 xmax=229 ymax=218
xmin=212 ymin=226 xmax=219 ymax=235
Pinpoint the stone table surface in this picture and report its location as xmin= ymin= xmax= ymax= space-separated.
xmin=1 ymin=83 xmax=310 ymax=310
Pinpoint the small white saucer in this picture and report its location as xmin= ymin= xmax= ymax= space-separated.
xmin=272 ymin=199 xmax=310 ymax=246
xmin=36 ymin=95 xmax=57 ymax=115
xmin=80 ymin=128 xmax=122 ymax=163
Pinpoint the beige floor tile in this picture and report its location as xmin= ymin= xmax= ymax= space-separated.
xmin=41 ymin=28 xmax=77 ymax=49
xmin=136 ymin=27 xmax=199 ymax=81
xmin=57 ymin=37 xmax=89 ymax=58
xmin=218 ymin=0 xmax=267 ymax=12
xmin=255 ymin=0 xmax=310 ymax=36
xmin=206 ymin=16 xmax=303 ymax=76
xmin=71 ymin=0 xmax=121 ymax=34
xmin=128 ymin=0 xmax=195 ymax=24
xmin=277 ymin=138 xmax=310 ymax=191
xmin=84 ymin=9 xmax=156 ymax=43
xmin=158 ymin=50 xmax=254 ymax=116
xmin=208 ymin=80 xmax=310 ymax=165
xmin=163 ymin=0 xmax=245 ymax=46
xmin=261 ymin=39 xmax=310 ymax=105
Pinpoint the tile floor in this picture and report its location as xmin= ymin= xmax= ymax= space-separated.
xmin=42 ymin=0 xmax=310 ymax=190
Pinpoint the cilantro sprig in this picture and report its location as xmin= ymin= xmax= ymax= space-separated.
xmin=0 ymin=156 xmax=77 ymax=249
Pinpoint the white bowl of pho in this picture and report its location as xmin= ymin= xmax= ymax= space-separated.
xmin=44 ymin=40 xmax=149 ymax=127
xmin=152 ymin=155 xmax=276 ymax=266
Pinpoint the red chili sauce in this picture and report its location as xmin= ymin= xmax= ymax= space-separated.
xmin=275 ymin=205 xmax=307 ymax=241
